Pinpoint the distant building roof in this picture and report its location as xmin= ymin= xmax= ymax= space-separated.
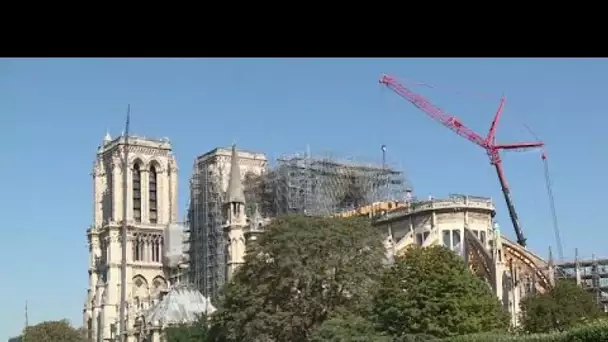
xmin=144 ymin=285 xmax=216 ymax=327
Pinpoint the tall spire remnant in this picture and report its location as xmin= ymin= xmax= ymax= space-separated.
xmin=119 ymin=104 xmax=130 ymax=341
xmin=25 ymin=300 xmax=28 ymax=328
xmin=226 ymin=144 xmax=245 ymax=204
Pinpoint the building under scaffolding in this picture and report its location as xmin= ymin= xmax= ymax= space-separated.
xmin=265 ymin=153 xmax=410 ymax=217
xmin=187 ymin=147 xmax=267 ymax=302
xmin=555 ymin=249 xmax=608 ymax=311
xmin=187 ymin=147 xmax=409 ymax=303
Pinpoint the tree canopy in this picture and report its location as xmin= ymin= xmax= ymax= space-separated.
xmin=22 ymin=320 xmax=85 ymax=342
xmin=210 ymin=214 xmax=386 ymax=342
xmin=165 ymin=314 xmax=210 ymax=342
xmin=308 ymin=311 xmax=392 ymax=342
xmin=372 ymin=245 xmax=510 ymax=339
xmin=519 ymin=278 xmax=602 ymax=333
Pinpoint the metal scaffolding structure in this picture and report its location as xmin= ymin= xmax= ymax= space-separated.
xmin=555 ymin=249 xmax=608 ymax=311
xmin=187 ymin=147 xmax=410 ymax=304
xmin=187 ymin=159 xmax=227 ymax=302
xmin=265 ymin=153 xmax=410 ymax=217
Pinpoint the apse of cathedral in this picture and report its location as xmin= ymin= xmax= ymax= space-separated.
xmin=373 ymin=194 xmax=555 ymax=327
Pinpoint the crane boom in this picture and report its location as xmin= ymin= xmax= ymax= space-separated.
xmin=380 ymin=74 xmax=544 ymax=247
xmin=380 ymin=74 xmax=487 ymax=148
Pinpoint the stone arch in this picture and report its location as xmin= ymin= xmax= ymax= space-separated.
xmin=132 ymin=157 xmax=145 ymax=169
xmin=147 ymin=159 xmax=162 ymax=173
xmin=151 ymin=276 xmax=167 ymax=296
xmin=132 ymin=275 xmax=149 ymax=310
xmin=502 ymin=242 xmax=551 ymax=292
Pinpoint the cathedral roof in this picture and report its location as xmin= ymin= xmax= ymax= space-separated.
xmin=144 ymin=285 xmax=216 ymax=326
xmin=226 ymin=144 xmax=245 ymax=204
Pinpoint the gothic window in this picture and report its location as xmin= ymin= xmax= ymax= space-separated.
xmin=140 ymin=239 xmax=145 ymax=261
xmin=133 ymin=235 xmax=143 ymax=262
xmin=151 ymin=240 xmax=156 ymax=262
xmin=149 ymin=165 xmax=158 ymax=224
xmin=103 ymin=166 xmax=113 ymax=224
xmin=416 ymin=233 xmax=423 ymax=245
xmin=100 ymin=240 xmax=108 ymax=264
xmin=156 ymin=240 xmax=160 ymax=261
xmin=133 ymin=238 xmax=140 ymax=261
xmin=442 ymin=230 xmax=451 ymax=247
xmin=133 ymin=164 xmax=142 ymax=223
xmin=152 ymin=238 xmax=161 ymax=262
xmin=452 ymin=229 xmax=461 ymax=252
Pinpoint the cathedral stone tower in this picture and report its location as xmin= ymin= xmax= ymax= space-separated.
xmin=84 ymin=132 xmax=179 ymax=342
xmin=223 ymin=144 xmax=248 ymax=279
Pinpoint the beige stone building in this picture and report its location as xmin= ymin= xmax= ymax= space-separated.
xmin=84 ymin=133 xmax=180 ymax=341
xmin=374 ymin=194 xmax=554 ymax=326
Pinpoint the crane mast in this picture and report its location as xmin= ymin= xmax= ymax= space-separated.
xmin=380 ymin=74 xmax=544 ymax=247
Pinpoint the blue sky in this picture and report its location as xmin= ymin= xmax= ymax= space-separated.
xmin=0 ymin=58 xmax=605 ymax=338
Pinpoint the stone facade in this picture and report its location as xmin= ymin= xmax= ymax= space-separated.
xmin=84 ymin=133 xmax=179 ymax=341
xmin=374 ymin=194 xmax=554 ymax=327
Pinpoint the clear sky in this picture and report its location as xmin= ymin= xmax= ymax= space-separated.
xmin=1 ymin=58 xmax=605 ymax=338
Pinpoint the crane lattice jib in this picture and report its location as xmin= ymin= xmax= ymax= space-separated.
xmin=379 ymin=74 xmax=488 ymax=149
xmin=380 ymin=73 xmax=546 ymax=248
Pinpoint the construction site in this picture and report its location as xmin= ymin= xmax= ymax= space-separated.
xmin=186 ymin=73 xmax=601 ymax=315
xmin=187 ymin=146 xmax=410 ymax=300
xmin=554 ymin=250 xmax=608 ymax=311
xmin=262 ymin=152 xmax=410 ymax=217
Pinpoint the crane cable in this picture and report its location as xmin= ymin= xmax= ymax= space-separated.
xmin=542 ymin=153 xmax=564 ymax=262
xmin=522 ymin=123 xmax=564 ymax=261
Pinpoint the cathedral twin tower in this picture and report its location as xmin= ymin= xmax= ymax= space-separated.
xmin=84 ymin=132 xmax=254 ymax=341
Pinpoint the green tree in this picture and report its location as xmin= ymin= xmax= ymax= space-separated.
xmin=165 ymin=314 xmax=210 ymax=342
xmin=519 ymin=278 xmax=601 ymax=333
xmin=309 ymin=312 xmax=392 ymax=342
xmin=210 ymin=215 xmax=386 ymax=342
xmin=372 ymin=245 xmax=510 ymax=339
xmin=22 ymin=320 xmax=85 ymax=342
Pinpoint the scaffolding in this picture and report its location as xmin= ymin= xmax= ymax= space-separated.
xmin=187 ymin=148 xmax=410 ymax=303
xmin=265 ymin=153 xmax=410 ymax=217
xmin=187 ymin=159 xmax=226 ymax=302
xmin=555 ymin=249 xmax=608 ymax=311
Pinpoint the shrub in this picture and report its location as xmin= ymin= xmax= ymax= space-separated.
xmin=441 ymin=320 xmax=608 ymax=341
xmin=519 ymin=279 xmax=601 ymax=333
xmin=442 ymin=332 xmax=565 ymax=341
xmin=565 ymin=318 xmax=608 ymax=341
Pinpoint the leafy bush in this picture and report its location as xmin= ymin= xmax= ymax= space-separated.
xmin=519 ymin=279 xmax=601 ymax=333
xmin=394 ymin=333 xmax=441 ymax=341
xmin=564 ymin=318 xmax=608 ymax=341
xmin=441 ymin=320 xmax=608 ymax=341
xmin=308 ymin=313 xmax=392 ymax=342
xmin=441 ymin=332 xmax=559 ymax=341
xmin=372 ymin=246 xmax=509 ymax=338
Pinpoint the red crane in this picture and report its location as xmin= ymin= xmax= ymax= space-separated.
xmin=379 ymin=74 xmax=544 ymax=248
